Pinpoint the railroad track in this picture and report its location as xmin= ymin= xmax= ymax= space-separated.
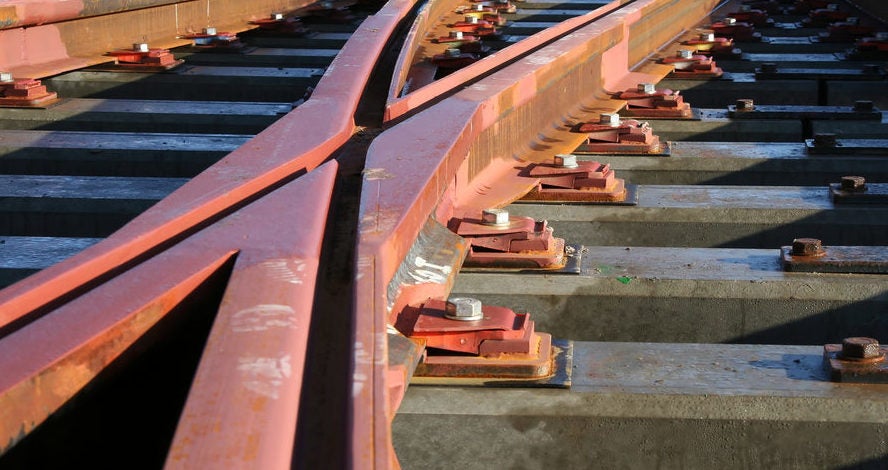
xmin=0 ymin=0 xmax=886 ymax=468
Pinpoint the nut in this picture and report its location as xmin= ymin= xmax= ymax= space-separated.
xmin=791 ymin=238 xmax=824 ymax=257
xmin=677 ymin=49 xmax=694 ymax=59
xmin=133 ymin=43 xmax=150 ymax=52
xmin=465 ymin=15 xmax=478 ymax=23
xmin=840 ymin=175 xmax=866 ymax=191
xmin=203 ymin=27 xmax=217 ymax=35
xmin=450 ymin=31 xmax=464 ymax=39
xmin=724 ymin=17 xmax=737 ymax=25
xmin=481 ymin=208 xmax=509 ymax=226
xmin=445 ymin=48 xmax=461 ymax=58
xmin=271 ymin=12 xmax=285 ymax=20
xmin=637 ymin=83 xmax=656 ymax=94
xmin=0 ymin=72 xmax=13 ymax=83
xmin=841 ymin=337 xmax=881 ymax=359
xmin=554 ymin=154 xmax=578 ymax=168
xmin=700 ymin=32 xmax=715 ymax=42
xmin=600 ymin=112 xmax=620 ymax=126
xmin=735 ymin=99 xmax=755 ymax=111
xmin=445 ymin=297 xmax=484 ymax=321
xmin=813 ymin=133 xmax=837 ymax=147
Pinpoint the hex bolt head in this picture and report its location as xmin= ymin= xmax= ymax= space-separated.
xmin=760 ymin=62 xmax=778 ymax=73
xmin=203 ymin=27 xmax=217 ymax=35
xmin=637 ymin=83 xmax=656 ymax=94
xmin=445 ymin=48 xmax=462 ymax=58
xmin=271 ymin=12 xmax=285 ymax=20
xmin=840 ymin=175 xmax=866 ymax=191
xmin=677 ymin=49 xmax=694 ymax=59
xmin=841 ymin=337 xmax=882 ymax=359
xmin=724 ymin=17 xmax=737 ymax=25
xmin=862 ymin=64 xmax=881 ymax=74
xmin=481 ymin=208 xmax=510 ymax=226
xmin=445 ymin=297 xmax=484 ymax=321
xmin=854 ymin=100 xmax=874 ymax=113
xmin=827 ymin=3 xmax=838 ymax=10
xmin=735 ymin=99 xmax=755 ymax=111
xmin=450 ymin=30 xmax=464 ymax=39
xmin=739 ymin=5 xmax=751 ymax=11
xmin=847 ymin=17 xmax=859 ymax=25
xmin=475 ymin=4 xmax=485 ymax=10
xmin=813 ymin=133 xmax=837 ymax=147
xmin=600 ymin=112 xmax=620 ymax=126
xmin=465 ymin=15 xmax=479 ymax=23
xmin=0 ymin=72 xmax=13 ymax=83
xmin=554 ymin=154 xmax=578 ymax=168
xmin=791 ymin=238 xmax=824 ymax=256
xmin=700 ymin=32 xmax=715 ymax=42
xmin=877 ymin=32 xmax=888 ymax=40
xmin=133 ymin=43 xmax=150 ymax=52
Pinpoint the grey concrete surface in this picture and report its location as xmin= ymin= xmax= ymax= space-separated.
xmin=394 ymin=342 xmax=888 ymax=469
xmin=453 ymin=247 xmax=888 ymax=344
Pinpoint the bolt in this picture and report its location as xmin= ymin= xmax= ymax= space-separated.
xmin=853 ymin=100 xmax=874 ymax=113
xmin=791 ymin=238 xmax=824 ymax=257
xmin=271 ymin=12 xmax=285 ymax=20
xmin=637 ymin=83 xmax=656 ymax=94
xmin=600 ymin=112 xmax=620 ymax=126
xmin=813 ymin=133 xmax=837 ymax=147
xmin=739 ymin=5 xmax=751 ymax=12
xmin=554 ymin=154 xmax=578 ymax=168
xmin=841 ymin=337 xmax=882 ymax=359
xmin=735 ymin=98 xmax=755 ymax=111
xmin=760 ymin=62 xmax=778 ymax=73
xmin=450 ymin=31 xmax=464 ymax=39
xmin=677 ymin=49 xmax=694 ymax=59
xmin=827 ymin=3 xmax=838 ymax=11
xmin=465 ymin=15 xmax=479 ymax=23
xmin=475 ymin=4 xmax=485 ymax=10
xmin=445 ymin=48 xmax=461 ymax=58
xmin=445 ymin=297 xmax=484 ymax=321
xmin=877 ymin=32 xmax=888 ymax=40
xmin=481 ymin=208 xmax=510 ymax=226
xmin=840 ymin=175 xmax=866 ymax=191
xmin=0 ymin=72 xmax=12 ymax=82
xmin=724 ymin=17 xmax=737 ymax=25
xmin=203 ymin=27 xmax=217 ymax=35
xmin=862 ymin=64 xmax=881 ymax=74
xmin=847 ymin=16 xmax=859 ymax=25
xmin=133 ymin=43 xmax=150 ymax=52
xmin=700 ymin=32 xmax=715 ymax=42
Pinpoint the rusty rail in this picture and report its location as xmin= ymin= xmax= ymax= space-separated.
xmin=0 ymin=0 xmax=320 ymax=78
xmin=0 ymin=0 xmax=726 ymax=466
xmin=0 ymin=0 xmax=419 ymax=464
xmin=356 ymin=0 xmax=719 ymax=466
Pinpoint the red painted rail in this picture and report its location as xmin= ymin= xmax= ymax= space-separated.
xmin=356 ymin=0 xmax=719 ymax=466
xmin=0 ymin=0 xmax=418 ymax=464
xmin=0 ymin=0 xmax=723 ymax=466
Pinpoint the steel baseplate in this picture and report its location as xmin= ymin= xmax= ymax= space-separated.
xmin=781 ymin=245 xmax=888 ymax=274
xmin=805 ymin=138 xmax=888 ymax=155
xmin=823 ymin=343 xmax=888 ymax=383
xmin=830 ymin=182 xmax=888 ymax=204
xmin=410 ymin=337 xmax=572 ymax=388
xmin=460 ymin=243 xmax=584 ymax=274
xmin=517 ymin=183 xmax=639 ymax=206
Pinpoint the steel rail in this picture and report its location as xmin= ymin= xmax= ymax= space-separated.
xmin=0 ymin=0 xmax=419 ymax=463
xmin=355 ymin=0 xmax=720 ymax=466
xmin=0 ymin=0 xmax=320 ymax=78
xmin=385 ymin=0 xmax=635 ymax=121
